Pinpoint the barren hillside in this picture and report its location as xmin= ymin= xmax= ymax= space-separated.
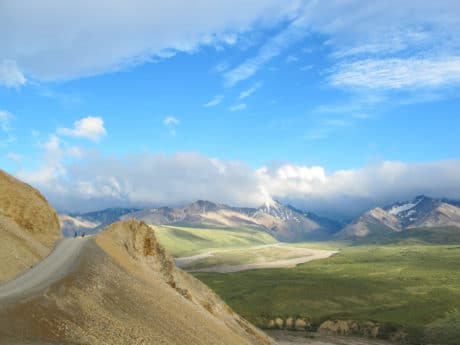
xmin=0 ymin=169 xmax=61 ymax=283
xmin=0 ymin=219 xmax=276 ymax=345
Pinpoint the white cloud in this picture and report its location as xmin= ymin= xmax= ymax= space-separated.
xmin=330 ymin=57 xmax=460 ymax=90
xmin=163 ymin=116 xmax=179 ymax=136
xmin=224 ymin=1 xmax=460 ymax=90
xmin=19 ymin=152 xmax=264 ymax=212
xmin=229 ymin=103 xmax=247 ymax=112
xmin=58 ymin=116 xmax=107 ymax=141
xmin=0 ymin=60 xmax=26 ymax=88
xmin=239 ymin=83 xmax=261 ymax=99
xmin=18 ymin=134 xmax=84 ymax=186
xmin=0 ymin=1 xmax=299 ymax=81
xmin=17 ymin=150 xmax=460 ymax=217
xmin=0 ymin=110 xmax=12 ymax=131
xmin=203 ymin=95 xmax=224 ymax=107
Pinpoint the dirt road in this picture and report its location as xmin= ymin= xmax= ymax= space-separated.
xmin=0 ymin=237 xmax=89 ymax=305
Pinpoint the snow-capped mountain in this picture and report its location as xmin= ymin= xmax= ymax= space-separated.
xmin=249 ymin=200 xmax=341 ymax=241
xmin=337 ymin=196 xmax=460 ymax=239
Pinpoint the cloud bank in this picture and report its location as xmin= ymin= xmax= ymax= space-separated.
xmin=16 ymin=150 xmax=460 ymax=217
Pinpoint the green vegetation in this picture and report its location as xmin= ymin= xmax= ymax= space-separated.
xmin=195 ymin=244 xmax=460 ymax=344
xmin=153 ymin=225 xmax=277 ymax=257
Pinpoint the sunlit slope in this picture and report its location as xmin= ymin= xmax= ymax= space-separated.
xmin=0 ymin=169 xmax=61 ymax=283
xmin=154 ymin=225 xmax=277 ymax=256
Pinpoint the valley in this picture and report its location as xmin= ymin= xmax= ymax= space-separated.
xmin=3 ymin=168 xmax=460 ymax=345
xmin=56 ymin=196 xmax=460 ymax=344
xmin=195 ymin=243 xmax=460 ymax=345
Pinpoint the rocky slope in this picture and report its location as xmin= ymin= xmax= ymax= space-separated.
xmin=337 ymin=196 xmax=460 ymax=239
xmin=0 ymin=169 xmax=61 ymax=283
xmin=0 ymin=220 xmax=276 ymax=345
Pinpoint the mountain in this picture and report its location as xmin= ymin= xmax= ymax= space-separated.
xmin=122 ymin=199 xmax=340 ymax=242
xmin=59 ymin=200 xmax=342 ymax=242
xmin=122 ymin=200 xmax=261 ymax=228
xmin=70 ymin=207 xmax=140 ymax=226
xmin=249 ymin=201 xmax=341 ymax=241
xmin=337 ymin=207 xmax=401 ymax=238
xmin=337 ymin=196 xmax=460 ymax=240
xmin=0 ymin=169 xmax=61 ymax=283
xmin=60 ymin=207 xmax=140 ymax=236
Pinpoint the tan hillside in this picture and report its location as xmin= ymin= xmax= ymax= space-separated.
xmin=0 ymin=220 xmax=276 ymax=345
xmin=0 ymin=169 xmax=61 ymax=283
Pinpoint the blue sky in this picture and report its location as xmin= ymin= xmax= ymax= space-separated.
xmin=1 ymin=1 xmax=460 ymax=215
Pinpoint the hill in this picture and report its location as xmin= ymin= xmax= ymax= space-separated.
xmin=0 ymin=169 xmax=61 ymax=283
xmin=0 ymin=218 xmax=276 ymax=345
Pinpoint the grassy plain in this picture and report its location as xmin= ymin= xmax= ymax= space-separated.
xmin=153 ymin=225 xmax=277 ymax=257
xmin=195 ymin=244 xmax=460 ymax=344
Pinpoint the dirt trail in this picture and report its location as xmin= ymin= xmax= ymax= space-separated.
xmin=0 ymin=237 xmax=89 ymax=305
xmin=175 ymin=243 xmax=338 ymax=273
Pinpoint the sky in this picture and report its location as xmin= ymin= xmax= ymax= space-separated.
xmin=1 ymin=0 xmax=460 ymax=217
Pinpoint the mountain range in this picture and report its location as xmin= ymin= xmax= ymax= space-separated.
xmin=60 ymin=196 xmax=460 ymax=243
xmin=61 ymin=200 xmax=341 ymax=241
xmin=337 ymin=195 xmax=460 ymax=240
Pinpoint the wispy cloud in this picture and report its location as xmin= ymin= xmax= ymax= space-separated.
xmin=0 ymin=60 xmax=26 ymax=88
xmin=303 ymin=117 xmax=351 ymax=141
xmin=223 ymin=18 xmax=308 ymax=86
xmin=239 ymin=82 xmax=261 ymax=99
xmin=203 ymin=95 xmax=224 ymax=107
xmin=163 ymin=116 xmax=180 ymax=136
xmin=229 ymin=103 xmax=247 ymax=112
xmin=330 ymin=57 xmax=460 ymax=90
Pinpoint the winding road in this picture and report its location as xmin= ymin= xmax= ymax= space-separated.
xmin=0 ymin=237 xmax=89 ymax=305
